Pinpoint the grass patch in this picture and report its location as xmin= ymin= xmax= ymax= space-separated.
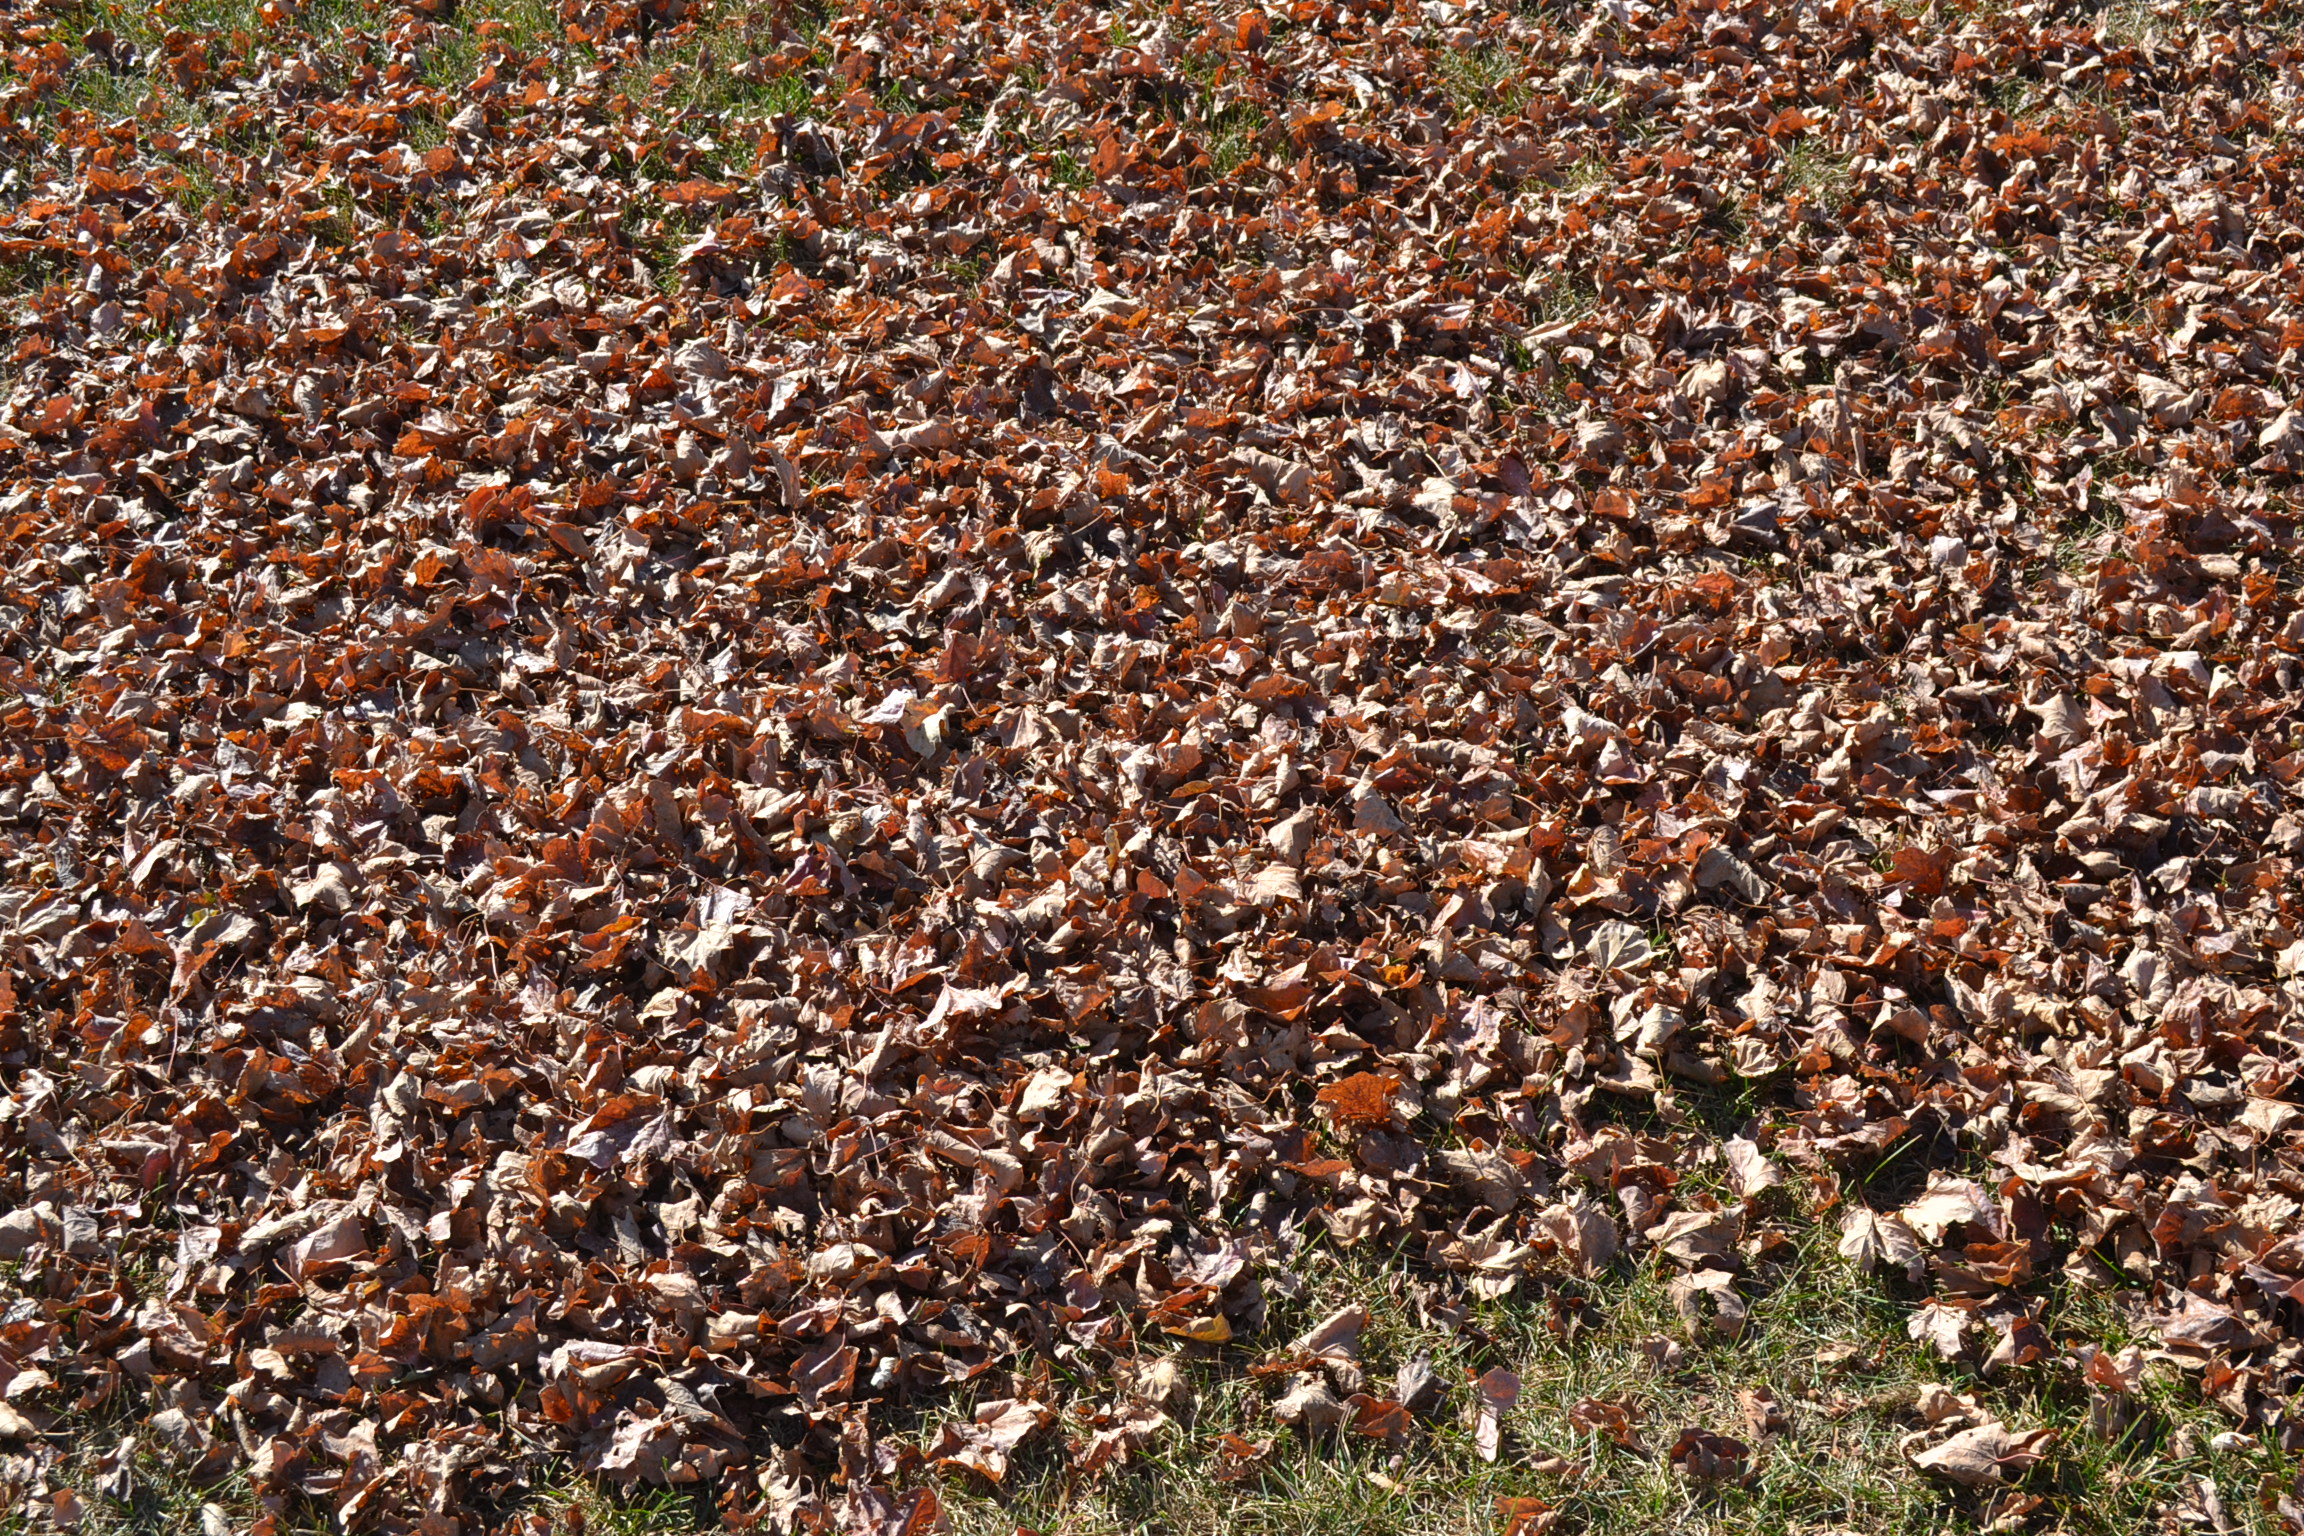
xmin=1981 ymin=75 xmax=2034 ymax=122
xmin=0 ymin=1396 xmax=726 ymax=1536
xmin=1551 ymin=150 xmax=1611 ymax=197
xmin=0 ymin=246 xmax=69 ymax=303
xmin=928 ymin=1216 xmax=2274 ymax=1536
xmin=543 ymin=1479 xmax=718 ymax=1536
xmin=2054 ymin=504 xmax=2127 ymax=576
xmin=648 ymin=40 xmax=822 ymax=122
xmin=1780 ymin=141 xmax=1850 ymax=212
xmin=31 ymin=0 xmax=264 ymax=117
xmin=1205 ymin=103 xmax=1267 ymax=178
xmin=1436 ymin=47 xmax=1529 ymax=119
xmin=0 ymin=0 xmax=805 ymax=162
xmin=940 ymin=251 xmax=989 ymax=292
xmin=2097 ymin=0 xmax=2160 ymax=48
xmin=462 ymin=0 xmax=564 ymax=61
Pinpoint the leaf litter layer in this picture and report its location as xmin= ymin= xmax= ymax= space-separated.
xmin=2 ymin=0 xmax=2304 ymax=1530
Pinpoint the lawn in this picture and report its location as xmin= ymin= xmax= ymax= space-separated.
xmin=1 ymin=0 xmax=2300 ymax=1532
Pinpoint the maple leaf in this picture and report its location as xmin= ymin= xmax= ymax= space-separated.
xmin=1316 ymin=1072 xmax=1401 ymax=1129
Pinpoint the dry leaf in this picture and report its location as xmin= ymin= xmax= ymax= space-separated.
xmin=1839 ymin=1207 xmax=1925 ymax=1281
xmin=1907 ymin=1421 xmax=2056 ymax=1488
xmin=931 ymin=1400 xmax=1052 ymax=1483
xmin=1 ymin=0 xmax=2298 ymax=1523
xmin=1472 ymin=1367 xmax=1521 ymax=1463
xmin=1272 ymin=1380 xmax=1347 ymax=1437
xmin=1494 ymin=1495 xmax=1558 ymax=1536
xmin=1567 ymin=1397 xmax=1644 ymax=1453
xmin=1722 ymin=1137 xmax=1783 ymax=1199
xmin=1667 ymin=1426 xmax=1751 ymax=1483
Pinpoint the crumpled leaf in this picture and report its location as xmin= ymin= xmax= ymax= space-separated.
xmin=1292 ymin=1305 xmax=1369 ymax=1364
xmin=281 ymin=1215 xmax=366 ymax=1281
xmin=1070 ymin=1402 xmax=1169 ymax=1477
xmin=931 ymin=1399 xmax=1053 ymax=1482
xmin=1898 ymin=1176 xmax=1998 ymax=1246
xmin=1738 ymin=1387 xmax=1789 ymax=1442
xmin=1345 ymin=1393 xmax=1413 ymax=1449
xmin=1567 ymin=1396 xmax=1644 ymax=1453
xmin=1210 ymin=1433 xmax=1274 ymax=1484
xmin=1271 ymin=1380 xmax=1347 ymax=1438
xmin=1668 ymin=1267 xmax=1748 ymax=1340
xmin=1393 ymin=1354 xmax=1445 ymax=1419
xmin=1908 ymin=1302 xmax=1977 ymax=1363
xmin=1667 ymin=1426 xmax=1751 ymax=1483
xmin=1494 ymin=1496 xmax=1558 ymax=1536
xmin=1906 ymin=1421 xmax=2056 ymax=1488
xmin=1646 ymin=1205 xmax=1744 ymax=1266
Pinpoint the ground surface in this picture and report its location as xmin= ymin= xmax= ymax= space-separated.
xmin=0 ymin=0 xmax=2302 ymax=1531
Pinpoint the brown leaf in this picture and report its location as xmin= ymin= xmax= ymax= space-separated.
xmin=1838 ymin=1207 xmax=1924 ymax=1281
xmin=1567 ymin=1396 xmax=1643 ymax=1453
xmin=1472 ymin=1367 xmax=1521 ymax=1463
xmin=1316 ymin=1072 xmax=1401 ymax=1129
xmin=1494 ymin=1495 xmax=1558 ymax=1536
xmin=1722 ymin=1137 xmax=1783 ymax=1199
xmin=1211 ymin=1433 xmax=1274 ymax=1483
xmin=1907 ymin=1421 xmax=2056 ymax=1488
xmin=1667 ymin=1426 xmax=1751 ymax=1482
xmin=1738 ymin=1387 xmax=1789 ymax=1441
xmin=18 ymin=0 xmax=2304 ymax=1523
xmin=1292 ymin=1305 xmax=1369 ymax=1362
xmin=932 ymin=1399 xmax=1051 ymax=1482
xmin=1346 ymin=1394 xmax=1412 ymax=1449
xmin=1272 ymin=1380 xmax=1347 ymax=1437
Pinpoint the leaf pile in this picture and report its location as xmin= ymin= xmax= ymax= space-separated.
xmin=4 ymin=0 xmax=2304 ymax=1527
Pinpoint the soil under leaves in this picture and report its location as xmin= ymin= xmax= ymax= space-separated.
xmin=2 ymin=0 xmax=2304 ymax=1531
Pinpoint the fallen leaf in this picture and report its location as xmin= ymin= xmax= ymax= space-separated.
xmin=1473 ymin=1367 xmax=1521 ymax=1463
xmin=931 ymin=1399 xmax=1052 ymax=1482
xmin=1667 ymin=1426 xmax=1751 ymax=1482
xmin=1907 ymin=1421 xmax=2056 ymax=1488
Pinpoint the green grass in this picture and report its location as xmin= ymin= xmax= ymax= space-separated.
xmin=463 ymin=0 xmax=564 ymax=60
xmin=1 ymin=0 xmax=804 ymax=166
xmin=18 ymin=0 xmax=268 ymax=121
xmin=544 ymin=1480 xmax=718 ymax=1536
xmin=1205 ymin=103 xmax=1267 ymax=178
xmin=741 ymin=71 xmax=820 ymax=118
xmin=2091 ymin=0 xmax=2153 ymax=46
xmin=169 ymin=158 xmax=227 ymax=221
xmin=2054 ymin=505 xmax=2127 ymax=575
xmin=0 ymin=1398 xmax=719 ymax=1536
xmin=1523 ymin=274 xmax=1598 ymax=327
xmin=926 ymin=1213 xmax=2274 ymax=1536
xmin=637 ymin=34 xmax=823 ymax=124
xmin=940 ymin=252 xmax=990 ymax=292
xmin=1553 ymin=150 xmax=1612 ymax=197
xmin=1163 ymin=47 xmax=1270 ymax=180
xmin=0 ymin=247 xmax=68 ymax=304
xmin=1779 ymin=142 xmax=1850 ymax=211
xmin=1435 ymin=47 xmax=1529 ymax=119
xmin=0 ymin=1401 xmax=270 ymax=1536
xmin=25 ymin=1199 xmax=2261 ymax=1536
xmin=607 ymin=179 xmax=711 ymax=285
